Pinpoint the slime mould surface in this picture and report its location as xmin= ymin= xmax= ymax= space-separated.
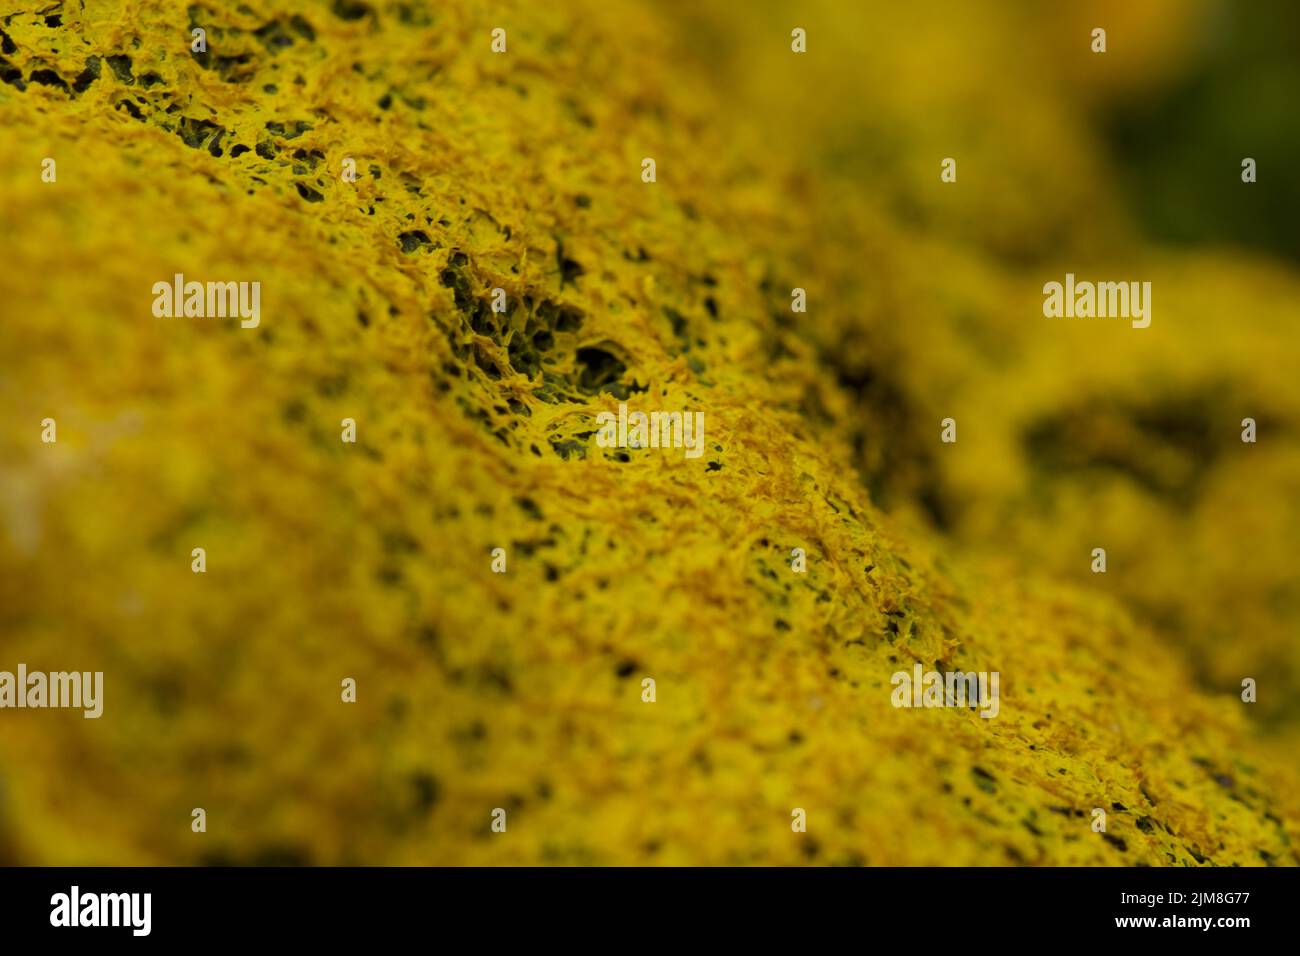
xmin=0 ymin=0 xmax=1298 ymax=865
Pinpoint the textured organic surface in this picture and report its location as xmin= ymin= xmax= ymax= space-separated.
xmin=1 ymin=1 xmax=1297 ymax=865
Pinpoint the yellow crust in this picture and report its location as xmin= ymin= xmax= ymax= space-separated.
xmin=0 ymin=0 xmax=1296 ymax=865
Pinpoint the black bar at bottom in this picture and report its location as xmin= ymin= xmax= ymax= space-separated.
xmin=0 ymin=866 xmax=1290 ymax=942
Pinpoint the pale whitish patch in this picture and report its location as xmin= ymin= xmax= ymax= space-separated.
xmin=791 ymin=287 xmax=806 ymax=313
xmin=1242 ymin=678 xmax=1256 ymax=703
xmin=491 ymin=547 xmax=507 ymax=573
xmin=791 ymin=548 xmax=806 ymax=573
xmin=41 ymin=158 xmax=56 ymax=182
xmin=1241 ymin=417 xmax=1256 ymax=442
xmin=191 ymin=547 xmax=206 ymax=573
xmin=342 ymin=157 xmax=357 ymax=182
xmin=7 ymin=414 xmax=142 ymax=554
xmin=341 ymin=677 xmax=357 ymax=702
xmin=791 ymin=808 xmax=807 ymax=832
xmin=491 ymin=28 xmax=506 ymax=53
xmin=941 ymin=157 xmax=956 ymax=182
xmin=192 ymin=808 xmax=206 ymax=832
xmin=1091 ymin=808 xmax=1107 ymax=832
xmin=341 ymin=417 xmax=357 ymax=443
xmin=491 ymin=808 xmax=507 ymax=832
xmin=941 ymin=417 xmax=957 ymax=443
xmin=641 ymin=677 xmax=656 ymax=702
xmin=1242 ymin=158 xmax=1256 ymax=182
xmin=1091 ymin=28 xmax=1106 ymax=53
xmin=191 ymin=27 xmax=207 ymax=53
xmin=790 ymin=28 xmax=806 ymax=53
xmin=641 ymin=157 xmax=656 ymax=182
xmin=1091 ymin=548 xmax=1107 ymax=573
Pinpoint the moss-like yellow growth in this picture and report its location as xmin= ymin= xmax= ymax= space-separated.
xmin=1 ymin=0 xmax=1297 ymax=865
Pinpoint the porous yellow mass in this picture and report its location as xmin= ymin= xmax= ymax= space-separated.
xmin=0 ymin=0 xmax=1297 ymax=865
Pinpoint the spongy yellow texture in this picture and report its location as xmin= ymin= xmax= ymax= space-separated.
xmin=0 ymin=0 xmax=1297 ymax=865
